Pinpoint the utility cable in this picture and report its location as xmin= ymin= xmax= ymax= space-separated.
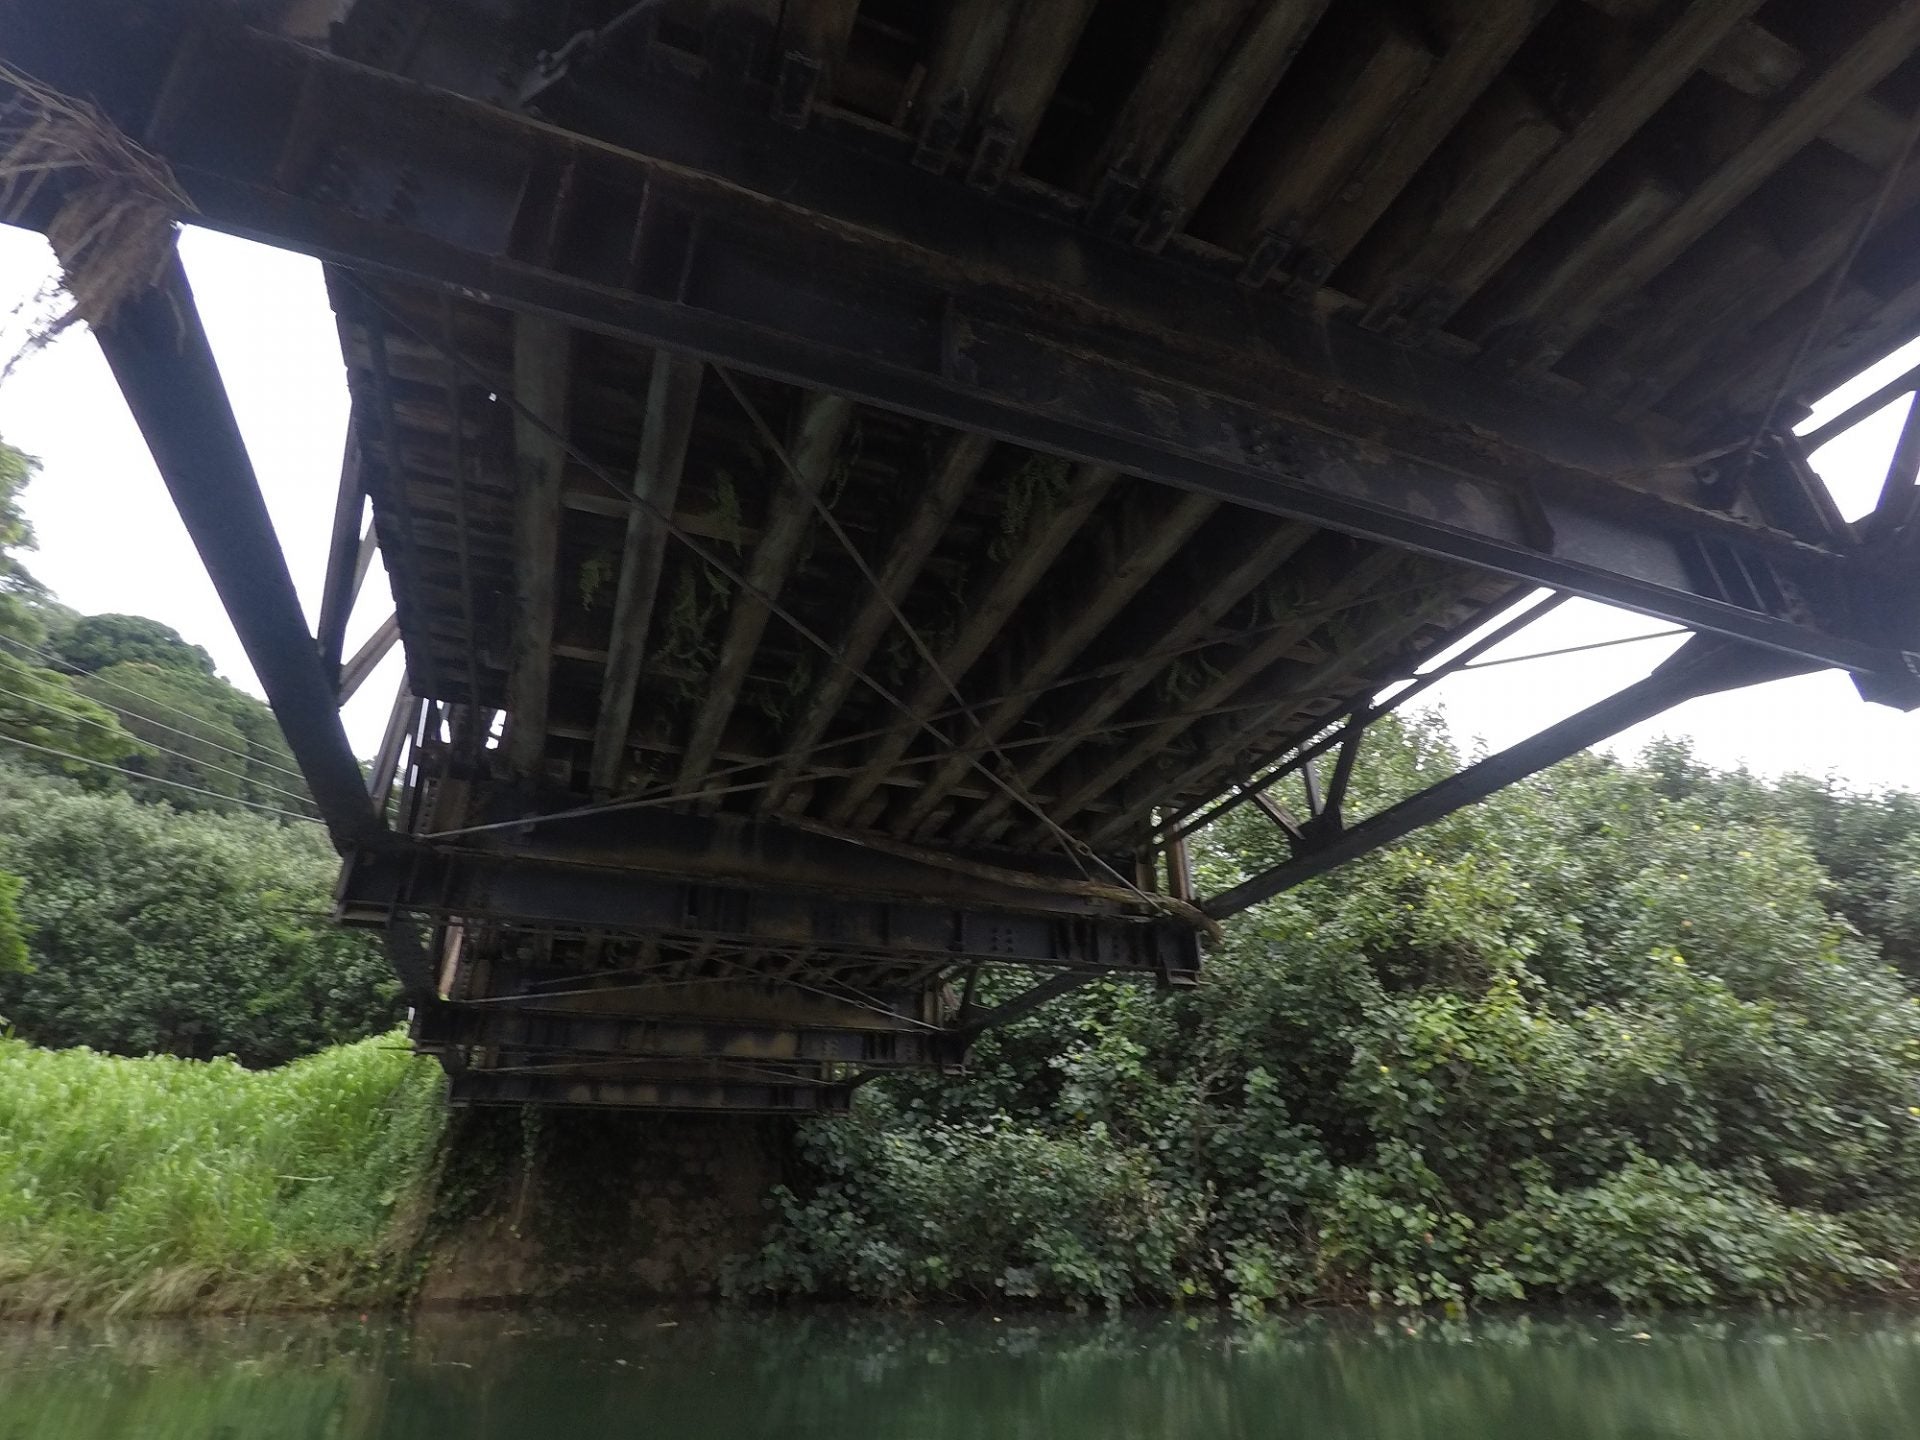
xmin=0 ymin=676 xmax=317 ymax=806
xmin=0 ymin=631 xmax=311 ymax=783
xmin=0 ymin=732 xmax=325 ymax=824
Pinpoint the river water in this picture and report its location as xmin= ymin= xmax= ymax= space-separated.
xmin=4 ymin=1308 xmax=1919 ymax=1438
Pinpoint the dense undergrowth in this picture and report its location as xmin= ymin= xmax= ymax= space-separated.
xmin=731 ymin=725 xmax=1920 ymax=1314
xmin=0 ymin=1032 xmax=444 ymax=1318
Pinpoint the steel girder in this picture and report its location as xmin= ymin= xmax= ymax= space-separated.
xmin=2 ymin=10 xmax=1915 ymax=696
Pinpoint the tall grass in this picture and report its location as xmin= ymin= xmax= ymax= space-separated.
xmin=0 ymin=1031 xmax=446 ymax=1317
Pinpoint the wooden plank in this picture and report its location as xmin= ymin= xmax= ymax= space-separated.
xmin=1346 ymin=79 xmax=1565 ymax=325
xmin=675 ymin=392 xmax=853 ymax=800
xmin=821 ymin=462 xmax=1115 ymax=826
xmin=774 ymin=0 xmax=861 ymax=121
xmin=1207 ymin=9 xmax=1437 ymax=267
xmin=759 ymin=431 xmax=992 ymax=814
xmin=912 ymin=0 xmax=1021 ymax=171
xmin=967 ymin=0 xmax=1100 ymax=189
xmin=1429 ymin=0 xmax=1766 ymax=321
xmin=1292 ymin=0 xmax=1542 ymax=281
xmin=1135 ymin=0 xmax=1331 ymax=251
xmin=1040 ymin=550 xmax=1403 ymax=836
xmin=895 ymin=489 xmax=1218 ymax=838
xmin=955 ymin=519 xmax=1316 ymax=846
xmin=1079 ymin=0 xmax=1256 ymax=220
xmin=1467 ymin=168 xmax=1680 ymax=359
xmin=504 ymin=314 xmax=571 ymax=778
xmin=588 ymin=354 xmax=704 ymax=797
xmin=1544 ymin=2 xmax=1920 ymax=349
xmin=1627 ymin=152 xmax=1920 ymax=417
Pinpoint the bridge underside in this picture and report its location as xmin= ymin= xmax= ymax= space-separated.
xmin=6 ymin=0 xmax=1920 ymax=1110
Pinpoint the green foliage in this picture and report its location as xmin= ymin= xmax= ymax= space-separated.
xmin=0 ymin=869 xmax=25 ymax=976
xmin=75 ymin=659 xmax=309 ymax=815
xmin=47 ymin=612 xmax=215 ymax=677
xmin=0 ymin=1031 xmax=445 ymax=1316
xmin=0 ymin=440 xmax=145 ymax=772
xmin=0 ymin=762 xmax=399 ymax=1065
xmin=736 ymin=717 xmax=1920 ymax=1312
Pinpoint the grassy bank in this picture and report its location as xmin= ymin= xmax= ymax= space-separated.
xmin=0 ymin=1032 xmax=446 ymax=1318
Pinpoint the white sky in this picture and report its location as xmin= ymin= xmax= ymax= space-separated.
xmin=0 ymin=223 xmax=1915 ymax=791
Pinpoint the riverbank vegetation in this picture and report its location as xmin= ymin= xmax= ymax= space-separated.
xmin=0 ymin=1033 xmax=443 ymax=1318
xmin=736 ymin=721 xmax=1920 ymax=1314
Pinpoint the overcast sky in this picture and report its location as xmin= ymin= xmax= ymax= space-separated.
xmin=0 ymin=224 xmax=1915 ymax=791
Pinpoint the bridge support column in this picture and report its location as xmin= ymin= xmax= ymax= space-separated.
xmin=418 ymin=1108 xmax=794 ymax=1305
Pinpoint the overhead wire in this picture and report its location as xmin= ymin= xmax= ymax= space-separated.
xmin=0 ymin=732 xmax=325 ymax=824
xmin=0 ymin=676 xmax=316 ymax=807
xmin=0 ymin=630 xmax=311 ymax=783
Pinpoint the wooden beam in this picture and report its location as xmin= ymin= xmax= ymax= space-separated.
xmin=1542 ymin=3 xmax=1920 ymax=350
xmin=1135 ymin=0 xmax=1330 ymax=251
xmin=1040 ymin=550 xmax=1404 ymax=835
xmin=675 ymin=392 xmax=853 ymax=799
xmin=912 ymin=0 xmax=1020 ymax=172
xmin=588 ymin=353 xmax=704 ymax=796
xmin=1627 ymin=155 xmax=1920 ymax=417
xmin=896 ymin=489 xmax=1218 ymax=838
xmin=955 ymin=518 xmax=1316 ymax=845
xmin=774 ymin=0 xmax=861 ymax=123
xmin=821 ymin=462 xmax=1115 ymax=826
xmin=1290 ymin=0 xmax=1541 ymax=282
xmin=1468 ymin=168 xmax=1680 ymax=359
xmin=1079 ymin=0 xmax=1256 ymax=220
xmin=1346 ymin=79 xmax=1565 ymax=325
xmin=1209 ymin=9 xmax=1437 ymax=266
xmin=505 ymin=314 xmax=571 ymax=778
xmin=967 ymin=0 xmax=1099 ymax=190
xmin=1429 ymin=0 xmax=1766 ymax=321
xmin=760 ymin=431 xmax=991 ymax=814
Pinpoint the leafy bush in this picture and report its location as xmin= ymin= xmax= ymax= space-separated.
xmin=736 ymin=719 xmax=1920 ymax=1311
xmin=0 ymin=762 xmax=399 ymax=1065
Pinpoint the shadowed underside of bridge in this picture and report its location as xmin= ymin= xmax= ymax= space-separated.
xmin=6 ymin=0 xmax=1920 ymax=1112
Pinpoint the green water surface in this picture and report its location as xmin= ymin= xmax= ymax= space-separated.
xmin=5 ymin=1309 xmax=1919 ymax=1438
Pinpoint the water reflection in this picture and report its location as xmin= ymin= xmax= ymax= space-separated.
xmin=4 ymin=1308 xmax=1920 ymax=1438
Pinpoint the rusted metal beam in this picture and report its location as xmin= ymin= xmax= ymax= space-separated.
xmin=1202 ymin=635 xmax=1815 ymax=918
xmin=675 ymin=391 xmax=852 ymax=799
xmin=822 ymin=462 xmax=1115 ymax=826
xmin=338 ymin=611 xmax=400 ymax=703
xmin=898 ymin=488 xmax=1217 ymax=837
xmin=505 ymin=314 xmax=572 ymax=777
xmin=760 ymin=430 xmax=992 ymax=814
xmin=91 ymin=246 xmax=380 ymax=850
xmin=316 ymin=418 xmax=367 ymax=685
xmin=589 ymin=353 xmax=704 ymax=795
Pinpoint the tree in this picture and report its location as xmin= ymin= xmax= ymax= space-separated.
xmin=48 ymin=612 xmax=215 ymax=677
xmin=0 ymin=439 xmax=143 ymax=777
xmin=0 ymin=762 xmax=398 ymax=1065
